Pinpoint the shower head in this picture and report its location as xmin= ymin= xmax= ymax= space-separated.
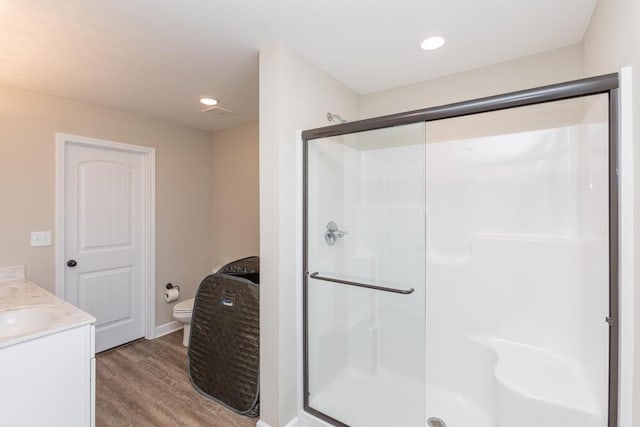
xmin=327 ymin=112 xmax=347 ymax=123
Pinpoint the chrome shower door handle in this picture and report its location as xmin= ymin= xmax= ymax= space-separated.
xmin=325 ymin=221 xmax=348 ymax=246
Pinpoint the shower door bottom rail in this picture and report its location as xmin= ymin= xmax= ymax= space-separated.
xmin=307 ymin=272 xmax=415 ymax=294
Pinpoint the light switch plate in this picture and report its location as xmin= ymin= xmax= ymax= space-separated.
xmin=30 ymin=231 xmax=51 ymax=247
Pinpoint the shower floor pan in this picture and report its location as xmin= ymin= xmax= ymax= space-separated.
xmin=309 ymin=368 xmax=490 ymax=427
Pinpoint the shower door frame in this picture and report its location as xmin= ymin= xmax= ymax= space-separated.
xmin=301 ymin=73 xmax=620 ymax=427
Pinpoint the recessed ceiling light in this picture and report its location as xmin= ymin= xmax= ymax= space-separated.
xmin=200 ymin=97 xmax=218 ymax=106
xmin=421 ymin=36 xmax=446 ymax=51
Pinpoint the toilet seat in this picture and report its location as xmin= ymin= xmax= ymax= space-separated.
xmin=173 ymin=311 xmax=192 ymax=321
xmin=173 ymin=298 xmax=194 ymax=314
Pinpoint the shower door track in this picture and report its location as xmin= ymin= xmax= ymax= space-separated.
xmin=301 ymin=73 xmax=620 ymax=427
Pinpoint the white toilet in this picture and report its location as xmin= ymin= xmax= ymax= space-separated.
xmin=173 ymin=298 xmax=195 ymax=347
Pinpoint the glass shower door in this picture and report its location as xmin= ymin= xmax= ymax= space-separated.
xmin=304 ymin=123 xmax=426 ymax=426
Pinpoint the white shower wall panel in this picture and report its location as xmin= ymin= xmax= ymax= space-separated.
xmin=358 ymin=144 xmax=425 ymax=301
xmin=425 ymin=236 xmax=607 ymax=355
xmin=424 ymin=118 xmax=609 ymax=421
xmin=307 ymin=138 xmax=363 ymax=393
xmin=307 ymin=130 xmax=428 ymax=392
xmin=307 ymin=139 xmax=359 ymax=275
xmin=356 ymin=142 xmax=426 ymax=376
xmin=578 ymin=101 xmax=609 ymax=240
xmin=426 ymin=127 xmax=583 ymax=246
xmin=307 ymin=124 xmax=428 ymax=426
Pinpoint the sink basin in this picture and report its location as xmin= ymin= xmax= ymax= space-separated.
xmin=0 ymin=306 xmax=64 ymax=338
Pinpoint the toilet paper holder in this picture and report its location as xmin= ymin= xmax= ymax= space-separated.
xmin=166 ymin=283 xmax=180 ymax=292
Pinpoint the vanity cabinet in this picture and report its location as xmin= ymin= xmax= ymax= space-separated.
xmin=0 ymin=323 xmax=95 ymax=427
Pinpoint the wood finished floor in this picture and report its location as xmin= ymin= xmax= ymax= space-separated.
xmin=96 ymin=331 xmax=257 ymax=427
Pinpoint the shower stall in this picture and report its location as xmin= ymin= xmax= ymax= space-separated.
xmin=302 ymin=74 xmax=619 ymax=427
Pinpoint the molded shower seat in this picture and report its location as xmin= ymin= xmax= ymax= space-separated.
xmin=475 ymin=337 xmax=603 ymax=427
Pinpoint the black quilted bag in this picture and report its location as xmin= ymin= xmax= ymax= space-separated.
xmin=188 ymin=257 xmax=260 ymax=417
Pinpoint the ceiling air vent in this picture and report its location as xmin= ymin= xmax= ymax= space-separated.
xmin=201 ymin=104 xmax=235 ymax=117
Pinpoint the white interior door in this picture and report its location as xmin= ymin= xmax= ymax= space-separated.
xmin=63 ymin=140 xmax=146 ymax=353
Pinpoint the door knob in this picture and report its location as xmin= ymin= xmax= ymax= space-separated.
xmin=67 ymin=259 xmax=77 ymax=267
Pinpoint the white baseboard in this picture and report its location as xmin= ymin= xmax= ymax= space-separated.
xmin=256 ymin=417 xmax=299 ymax=427
xmin=154 ymin=320 xmax=182 ymax=338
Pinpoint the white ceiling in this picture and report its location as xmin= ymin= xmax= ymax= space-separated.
xmin=0 ymin=0 xmax=598 ymax=132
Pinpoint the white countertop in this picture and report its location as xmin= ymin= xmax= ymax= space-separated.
xmin=0 ymin=279 xmax=96 ymax=349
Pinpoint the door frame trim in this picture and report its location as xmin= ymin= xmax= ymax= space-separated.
xmin=55 ymin=133 xmax=157 ymax=341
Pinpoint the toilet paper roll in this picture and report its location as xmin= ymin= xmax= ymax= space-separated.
xmin=164 ymin=287 xmax=179 ymax=303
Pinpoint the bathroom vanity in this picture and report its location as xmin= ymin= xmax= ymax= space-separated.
xmin=0 ymin=266 xmax=96 ymax=427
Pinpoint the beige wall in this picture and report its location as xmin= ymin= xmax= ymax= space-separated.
xmin=359 ymin=44 xmax=584 ymax=118
xmin=211 ymin=121 xmax=259 ymax=270
xmin=259 ymin=42 xmax=360 ymax=426
xmin=0 ymin=83 xmax=213 ymax=326
xmin=583 ymin=0 xmax=640 ymax=423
